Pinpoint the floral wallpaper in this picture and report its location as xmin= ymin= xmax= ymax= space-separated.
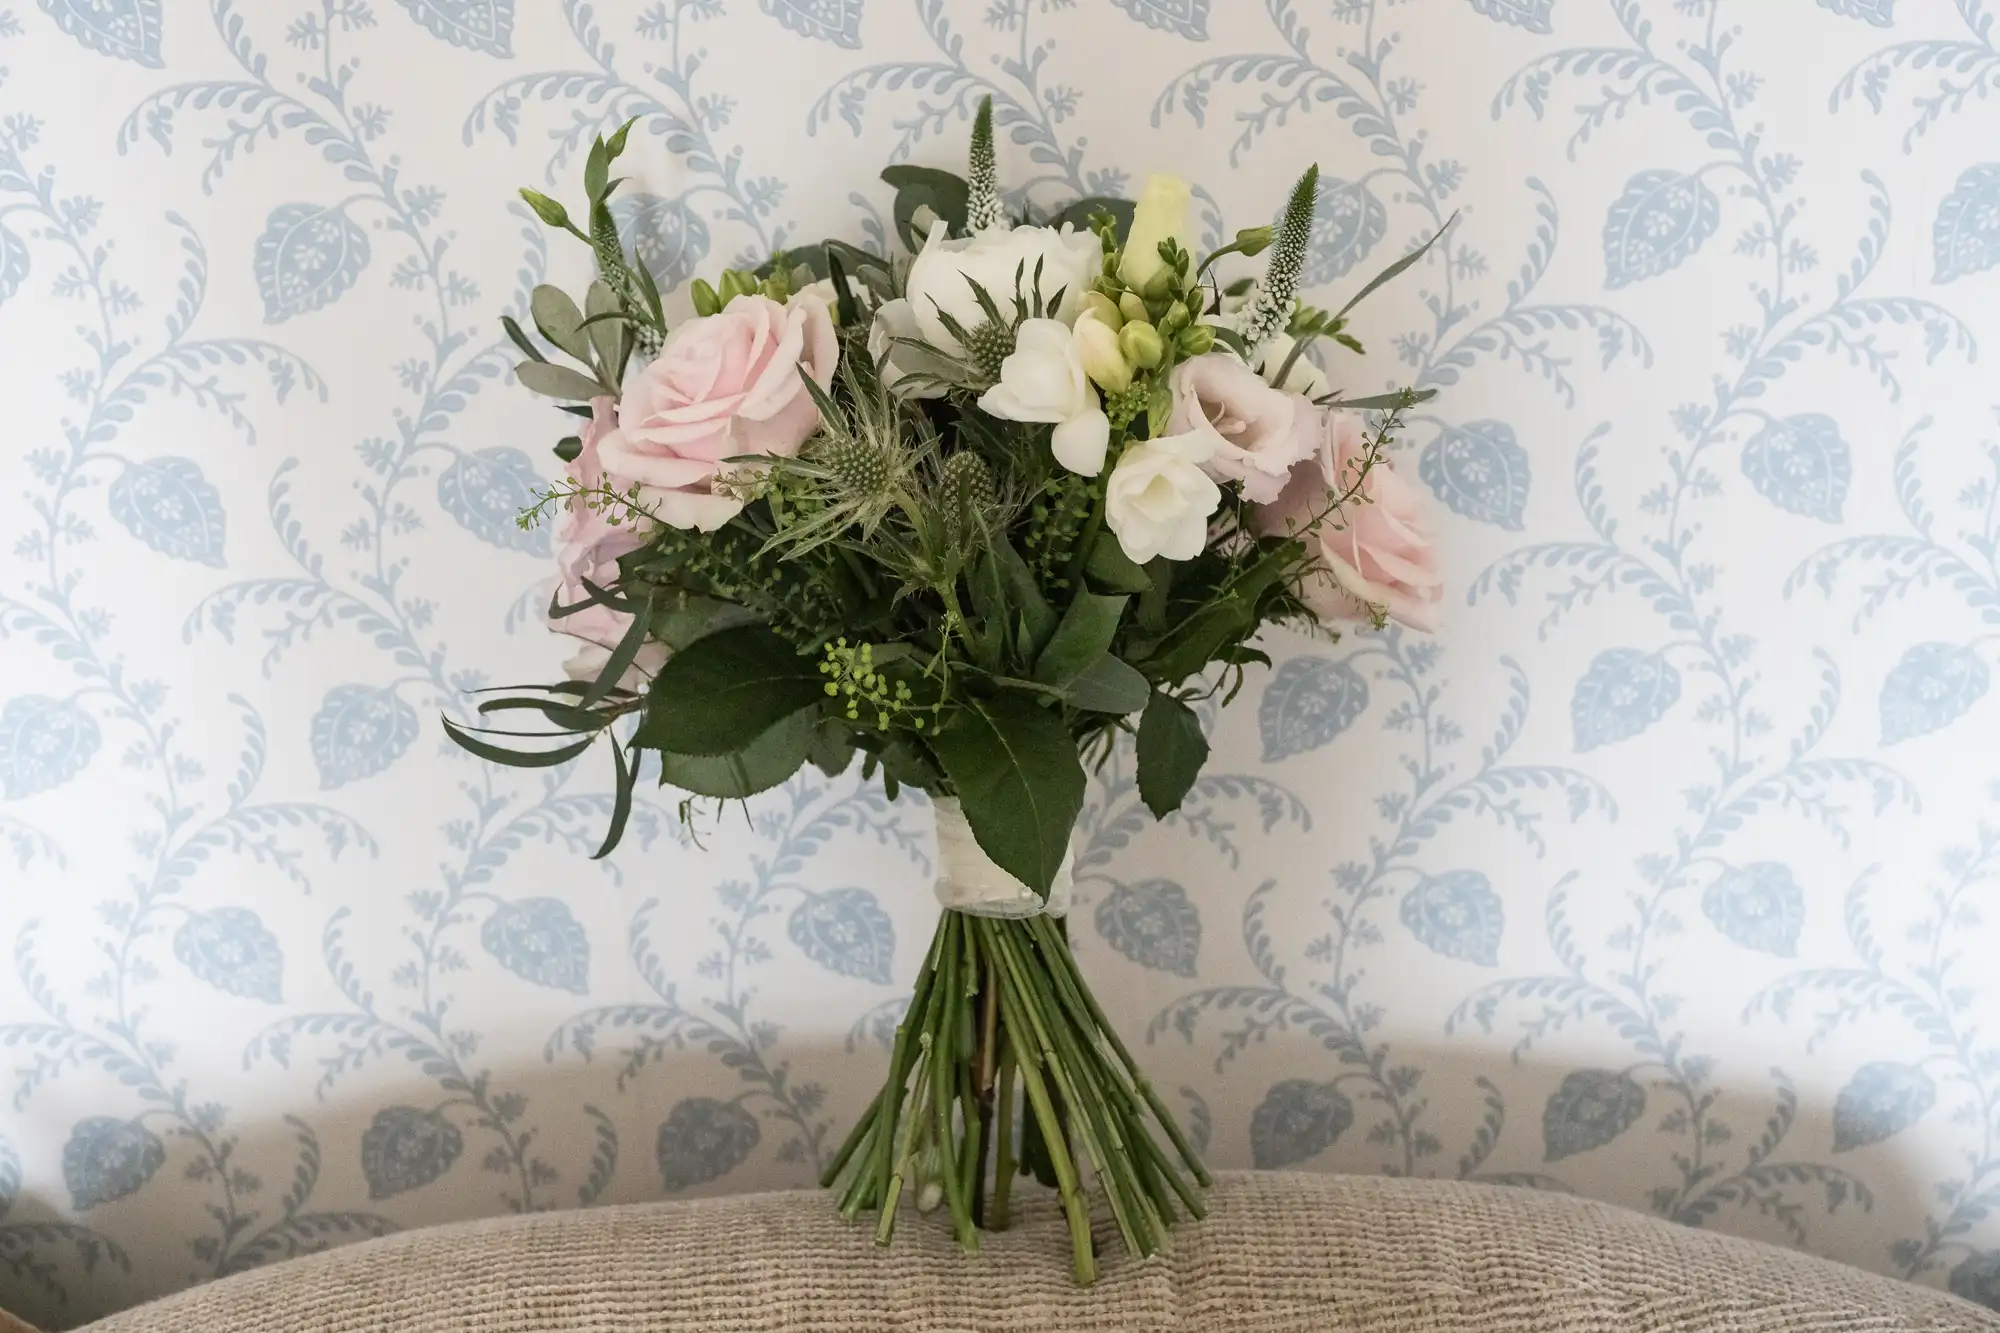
xmin=2 ymin=0 xmax=1999 ymax=1326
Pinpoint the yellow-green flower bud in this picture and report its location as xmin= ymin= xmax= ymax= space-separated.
xmin=717 ymin=269 xmax=758 ymax=305
xmin=1234 ymin=225 xmax=1275 ymax=257
xmin=1118 ymin=319 xmax=1166 ymax=370
xmin=1160 ymin=300 xmax=1191 ymax=334
xmin=1118 ymin=291 xmax=1150 ymax=325
xmin=1139 ymin=267 xmax=1178 ymax=301
xmin=1118 ymin=174 xmax=1192 ymax=293
xmin=1073 ymin=311 xmax=1132 ymax=393
xmin=1176 ymin=323 xmax=1216 ymax=357
xmin=1080 ymin=291 xmax=1124 ymax=330
xmin=690 ymin=278 xmax=722 ymax=317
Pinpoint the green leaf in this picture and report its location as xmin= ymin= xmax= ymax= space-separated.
xmin=1333 ymin=217 xmax=1452 ymax=322
xmin=1034 ymin=591 xmax=1126 ymax=688
xmin=1143 ymin=544 xmax=1298 ymax=684
xmin=1136 ymin=693 xmax=1208 ymax=819
xmin=553 ymin=435 xmax=583 ymax=463
xmin=1065 ymin=655 xmax=1150 ymax=715
xmin=993 ymin=537 xmax=1056 ymax=660
xmin=824 ymin=246 xmax=860 ymax=327
xmin=806 ymin=720 xmax=856 ymax=778
xmin=585 ymin=280 xmax=628 ymax=384
xmin=881 ymin=164 xmax=969 ymax=250
xmin=516 ymin=360 xmax=608 ymax=402
xmin=652 ymin=597 xmax=763 ymax=653
xmin=531 ymin=285 xmax=591 ymax=362
xmin=593 ymin=739 xmax=637 ymax=859
xmin=655 ymin=709 xmax=814 ymax=800
xmin=632 ymin=625 xmax=825 ymax=756
xmin=931 ymin=695 xmax=1085 ymax=896
xmin=1084 ymin=531 xmax=1152 ymax=594
xmin=1318 ymin=387 xmax=1438 ymax=411
xmin=442 ymin=715 xmax=596 ymax=770
xmin=584 ymin=136 xmax=610 ymax=204
xmin=578 ymin=594 xmax=652 ymax=709
xmin=604 ymin=116 xmax=637 ymax=162
xmin=502 ymin=314 xmax=548 ymax=364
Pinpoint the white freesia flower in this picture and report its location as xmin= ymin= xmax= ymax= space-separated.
xmin=977 ymin=318 xmax=1112 ymax=477
xmin=868 ymin=298 xmax=952 ymax=399
xmin=905 ymin=220 xmax=1101 ymax=356
xmin=1119 ymin=173 xmax=1191 ymax=293
xmin=1104 ymin=431 xmax=1222 ymax=563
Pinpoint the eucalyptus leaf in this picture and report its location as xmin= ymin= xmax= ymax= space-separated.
xmin=1084 ymin=531 xmax=1153 ymax=594
xmin=654 ymin=709 xmax=815 ymax=800
xmin=633 ymin=625 xmax=825 ymax=756
xmin=516 ymin=360 xmax=609 ymax=402
xmin=1137 ymin=692 xmax=1209 ymax=819
xmin=530 ymin=284 xmax=591 ymax=362
xmin=1048 ymin=195 xmax=1135 ymax=243
xmin=931 ymin=695 xmax=1085 ymax=896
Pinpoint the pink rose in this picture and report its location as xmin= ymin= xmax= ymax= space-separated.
xmin=550 ymin=396 xmax=653 ymax=655
xmin=1255 ymin=409 xmax=1444 ymax=632
xmin=1167 ymin=353 xmax=1313 ymax=504
xmin=597 ymin=293 xmax=838 ymax=531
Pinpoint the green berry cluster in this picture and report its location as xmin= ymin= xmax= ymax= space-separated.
xmin=819 ymin=639 xmax=925 ymax=731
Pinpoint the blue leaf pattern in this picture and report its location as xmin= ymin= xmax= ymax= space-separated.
xmin=0 ymin=695 xmax=101 ymax=799
xmin=254 ymin=203 xmax=370 ymax=323
xmin=309 ymin=685 xmax=419 ymax=789
xmin=1740 ymin=414 xmax=1851 ymax=523
xmin=1301 ymin=178 xmax=1387 ymax=286
xmin=1603 ymin=170 xmax=1720 ymax=288
xmin=1543 ymin=1069 xmax=1645 ymax=1161
xmin=1701 ymin=862 xmax=1805 ymax=958
xmin=394 ymin=0 xmax=513 ymax=56
xmin=1094 ymin=878 xmax=1201 ymax=977
xmin=1112 ymin=0 xmax=1209 ymax=40
xmin=1832 ymin=1062 xmax=1935 ymax=1152
xmin=107 ymin=456 xmax=226 ymax=566
xmin=1880 ymin=643 xmax=1990 ymax=745
xmin=0 ymin=220 xmax=27 ymax=306
xmin=656 ymin=1098 xmax=760 ymax=1191
xmin=1399 ymin=870 xmax=1503 ymax=966
xmin=760 ymin=0 xmax=862 ymax=49
xmin=481 ymin=898 xmax=590 ymax=995
xmin=1249 ymin=1080 xmax=1353 ymax=1169
xmin=437 ymin=447 xmax=551 ymax=555
xmin=612 ymin=192 xmax=713 ymax=294
xmin=1465 ymin=0 xmax=1554 ymax=34
xmin=62 ymin=1118 xmax=165 ymax=1209
xmin=1814 ymin=0 xmax=1894 ymax=24
xmin=1258 ymin=656 xmax=1368 ymax=761
xmin=1419 ymin=420 xmax=1530 ymax=530
xmin=359 ymin=1107 xmax=462 ymax=1199
xmin=172 ymin=907 xmax=283 ymax=1002
xmin=787 ymin=888 xmax=894 ymax=984
xmin=37 ymin=0 xmax=161 ymax=66
xmin=1932 ymin=165 xmax=2000 ymax=283
xmin=1570 ymin=647 xmax=1681 ymax=751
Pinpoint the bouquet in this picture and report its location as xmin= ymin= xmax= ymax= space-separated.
xmin=453 ymin=102 xmax=1443 ymax=1284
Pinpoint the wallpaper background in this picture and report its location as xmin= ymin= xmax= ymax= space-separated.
xmin=3 ymin=0 xmax=1999 ymax=1325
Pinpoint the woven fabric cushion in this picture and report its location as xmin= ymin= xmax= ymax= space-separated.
xmin=83 ymin=1172 xmax=1997 ymax=1332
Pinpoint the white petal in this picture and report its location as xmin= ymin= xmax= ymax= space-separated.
xmin=1051 ymin=410 xmax=1110 ymax=476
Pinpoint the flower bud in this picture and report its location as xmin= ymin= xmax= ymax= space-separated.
xmin=1073 ymin=312 xmax=1132 ymax=393
xmin=1080 ymin=291 xmax=1124 ymax=330
xmin=1118 ymin=174 xmax=1192 ymax=293
xmin=717 ymin=269 xmax=758 ymax=306
xmin=1234 ymin=225 xmax=1275 ymax=257
xmin=1160 ymin=300 xmax=1191 ymax=334
xmin=1140 ymin=267 xmax=1179 ymax=302
xmin=1118 ymin=291 xmax=1150 ymax=325
xmin=1175 ymin=323 xmax=1215 ymax=357
xmin=1118 ymin=319 xmax=1166 ymax=370
xmin=690 ymin=278 xmax=722 ymax=317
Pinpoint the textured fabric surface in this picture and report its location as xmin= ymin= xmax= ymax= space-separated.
xmin=79 ymin=1173 xmax=2000 ymax=1333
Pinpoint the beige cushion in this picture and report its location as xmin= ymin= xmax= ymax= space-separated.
xmin=82 ymin=1172 xmax=1995 ymax=1332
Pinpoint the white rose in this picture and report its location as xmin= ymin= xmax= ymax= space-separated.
xmin=869 ymin=298 xmax=952 ymax=399
xmin=1251 ymin=331 xmax=1329 ymax=399
xmin=977 ymin=318 xmax=1112 ymax=477
xmin=905 ymin=220 xmax=1102 ymax=357
xmin=1119 ymin=173 xmax=1192 ymax=293
xmin=1167 ymin=352 xmax=1312 ymax=504
xmin=1104 ymin=431 xmax=1222 ymax=563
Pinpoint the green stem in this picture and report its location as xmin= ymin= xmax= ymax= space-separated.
xmin=821 ymin=1086 xmax=881 ymax=1189
xmin=991 ymin=1040 xmax=1017 ymax=1231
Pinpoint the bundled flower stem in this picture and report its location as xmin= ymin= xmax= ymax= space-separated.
xmin=823 ymin=912 xmax=1209 ymax=1283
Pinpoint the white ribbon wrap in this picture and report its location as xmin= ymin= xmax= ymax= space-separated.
xmin=931 ymin=796 xmax=1073 ymax=919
